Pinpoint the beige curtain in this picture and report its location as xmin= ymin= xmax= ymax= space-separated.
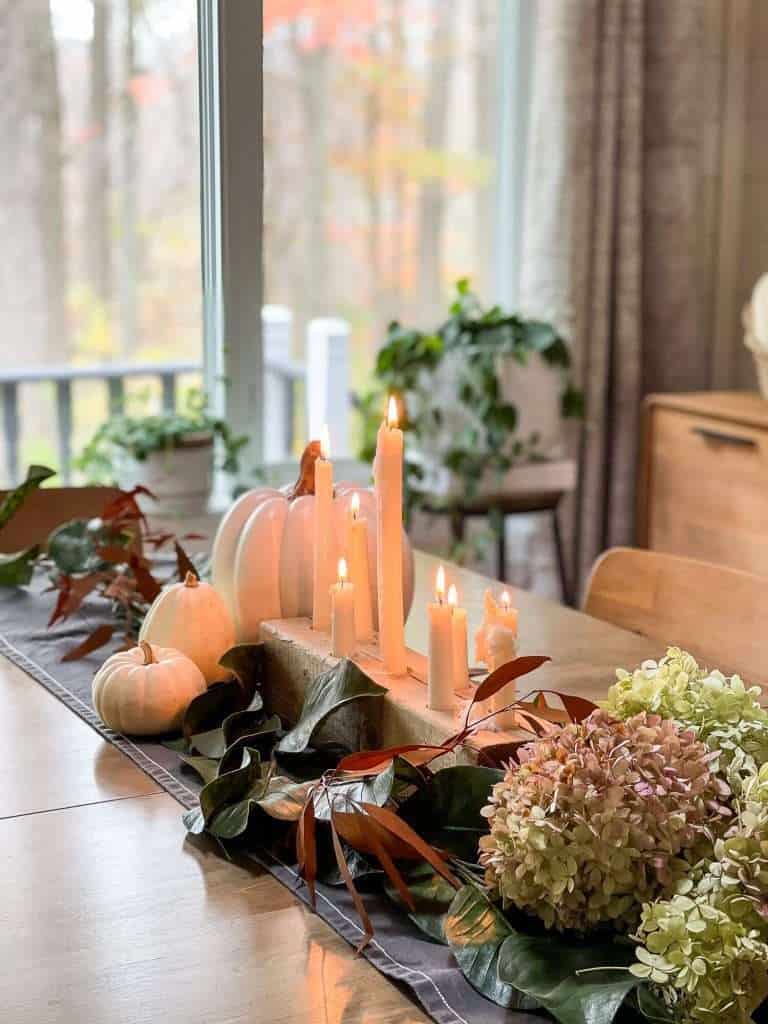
xmin=519 ymin=0 xmax=714 ymax=594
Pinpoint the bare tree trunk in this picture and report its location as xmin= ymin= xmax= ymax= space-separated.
xmin=298 ymin=42 xmax=330 ymax=325
xmin=119 ymin=0 xmax=139 ymax=355
xmin=87 ymin=0 xmax=112 ymax=308
xmin=365 ymin=29 xmax=382 ymax=326
xmin=417 ymin=2 xmax=456 ymax=322
xmin=0 ymin=0 xmax=68 ymax=365
xmin=473 ymin=2 xmax=494 ymax=301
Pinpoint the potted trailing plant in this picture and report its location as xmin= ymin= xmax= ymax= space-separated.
xmin=76 ymin=390 xmax=247 ymax=516
xmin=357 ymin=280 xmax=583 ymax=518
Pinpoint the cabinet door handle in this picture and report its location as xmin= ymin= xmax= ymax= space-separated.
xmin=692 ymin=426 xmax=757 ymax=449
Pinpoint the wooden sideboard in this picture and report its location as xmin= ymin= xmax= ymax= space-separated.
xmin=638 ymin=391 xmax=768 ymax=576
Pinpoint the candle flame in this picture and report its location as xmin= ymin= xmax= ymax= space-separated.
xmin=320 ymin=424 xmax=331 ymax=460
xmin=447 ymin=584 xmax=458 ymax=609
xmin=387 ymin=395 xmax=398 ymax=429
xmin=350 ymin=492 xmax=360 ymax=519
xmin=500 ymin=590 xmax=511 ymax=611
xmin=435 ymin=564 xmax=446 ymax=602
xmin=338 ymin=557 xmax=348 ymax=584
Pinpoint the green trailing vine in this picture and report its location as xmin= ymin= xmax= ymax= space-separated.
xmin=357 ymin=280 xmax=584 ymax=518
xmin=75 ymin=388 xmax=248 ymax=482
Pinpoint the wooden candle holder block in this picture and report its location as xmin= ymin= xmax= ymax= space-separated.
xmin=260 ymin=618 xmax=522 ymax=765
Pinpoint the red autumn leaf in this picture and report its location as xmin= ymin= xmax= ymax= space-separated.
xmin=296 ymin=794 xmax=317 ymax=910
xmin=174 ymin=541 xmax=198 ymax=582
xmin=61 ymin=624 xmax=115 ymax=662
xmin=336 ymin=744 xmax=450 ymax=774
xmin=334 ymin=809 xmax=415 ymax=912
xmin=95 ymin=544 xmax=132 ymax=564
xmin=472 ymin=656 xmax=551 ymax=707
xmin=129 ymin=554 xmax=162 ymax=602
xmin=48 ymin=573 xmax=105 ymax=627
xmin=477 ymin=741 xmax=532 ymax=769
xmin=511 ymin=708 xmax=559 ymax=737
xmin=100 ymin=486 xmax=153 ymax=525
xmin=181 ymin=532 xmax=207 ymax=541
xmin=144 ymin=533 xmax=174 ymax=550
xmin=527 ymin=689 xmax=598 ymax=723
xmin=332 ymin=808 xmax=418 ymax=862
xmin=329 ymin=817 xmax=373 ymax=954
xmin=359 ymin=803 xmax=461 ymax=890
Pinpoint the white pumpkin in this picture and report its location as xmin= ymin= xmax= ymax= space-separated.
xmin=139 ymin=571 xmax=235 ymax=684
xmin=92 ymin=641 xmax=206 ymax=736
xmin=211 ymin=443 xmax=414 ymax=640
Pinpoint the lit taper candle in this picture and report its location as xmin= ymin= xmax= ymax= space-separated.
xmin=427 ymin=565 xmax=454 ymax=711
xmin=347 ymin=492 xmax=374 ymax=643
xmin=312 ymin=425 xmax=334 ymax=631
xmin=331 ymin=557 xmax=356 ymax=657
xmin=374 ymin=396 xmax=407 ymax=674
xmin=447 ymin=583 xmax=469 ymax=693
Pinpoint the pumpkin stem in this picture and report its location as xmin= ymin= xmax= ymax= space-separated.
xmin=139 ymin=640 xmax=156 ymax=666
xmin=184 ymin=570 xmax=199 ymax=588
xmin=288 ymin=440 xmax=322 ymax=499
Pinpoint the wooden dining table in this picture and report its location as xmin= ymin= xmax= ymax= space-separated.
xmin=0 ymin=551 xmax=659 ymax=1024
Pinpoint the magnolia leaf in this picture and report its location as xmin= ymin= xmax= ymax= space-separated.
xmin=634 ymin=985 xmax=676 ymax=1023
xmin=446 ymin=885 xmax=539 ymax=1009
xmin=217 ymin=642 xmax=264 ymax=699
xmin=257 ymin=777 xmax=315 ymax=822
xmin=189 ymin=727 xmax=228 ymax=759
xmin=218 ymin=714 xmax=282 ymax=775
xmin=183 ymin=678 xmax=256 ymax=743
xmin=177 ymin=753 xmax=220 ymax=786
xmin=314 ymin=761 xmax=396 ymax=823
xmin=383 ymin=862 xmax=457 ymax=943
xmin=182 ymin=806 xmax=206 ymax=835
xmin=0 ymin=464 xmax=55 ymax=532
xmin=497 ymin=931 xmax=637 ymax=1024
xmin=399 ymin=765 xmax=502 ymax=861
xmin=199 ymin=748 xmax=262 ymax=825
xmin=277 ymin=659 xmax=386 ymax=757
xmin=0 ymin=545 xmax=41 ymax=586
xmin=61 ymin=624 xmax=115 ymax=662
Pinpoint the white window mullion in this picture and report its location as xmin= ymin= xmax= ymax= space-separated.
xmin=198 ymin=0 xmax=264 ymax=474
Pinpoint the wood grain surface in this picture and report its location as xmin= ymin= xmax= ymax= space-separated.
xmin=0 ymin=550 xmax=665 ymax=1023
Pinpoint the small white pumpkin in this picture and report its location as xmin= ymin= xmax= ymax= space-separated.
xmin=211 ymin=442 xmax=414 ymax=640
xmin=139 ymin=571 xmax=235 ymax=684
xmin=92 ymin=641 xmax=206 ymax=736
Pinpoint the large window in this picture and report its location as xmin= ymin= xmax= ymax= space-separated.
xmin=0 ymin=0 xmax=527 ymax=486
xmin=262 ymin=0 xmax=513 ymax=454
xmin=0 ymin=0 xmax=201 ymax=483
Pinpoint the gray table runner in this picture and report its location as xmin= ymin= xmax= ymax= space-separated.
xmin=0 ymin=577 xmax=541 ymax=1024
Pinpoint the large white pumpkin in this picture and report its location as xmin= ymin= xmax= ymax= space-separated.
xmin=139 ymin=571 xmax=235 ymax=684
xmin=211 ymin=444 xmax=414 ymax=640
xmin=92 ymin=641 xmax=206 ymax=736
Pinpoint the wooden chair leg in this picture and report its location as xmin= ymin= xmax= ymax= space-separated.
xmin=551 ymin=508 xmax=571 ymax=606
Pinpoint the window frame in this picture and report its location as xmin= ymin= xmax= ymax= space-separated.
xmin=198 ymin=0 xmax=264 ymax=475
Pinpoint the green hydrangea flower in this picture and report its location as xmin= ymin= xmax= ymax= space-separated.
xmin=479 ymin=710 xmax=729 ymax=933
xmin=632 ymin=779 xmax=768 ymax=1024
xmin=604 ymin=648 xmax=768 ymax=794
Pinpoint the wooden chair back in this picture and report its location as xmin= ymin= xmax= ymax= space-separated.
xmin=0 ymin=487 xmax=123 ymax=553
xmin=583 ymin=546 xmax=766 ymax=685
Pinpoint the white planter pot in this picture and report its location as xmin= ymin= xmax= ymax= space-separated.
xmin=117 ymin=432 xmax=214 ymax=516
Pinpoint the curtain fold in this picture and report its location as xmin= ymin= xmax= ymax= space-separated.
xmin=519 ymin=0 xmax=710 ymax=596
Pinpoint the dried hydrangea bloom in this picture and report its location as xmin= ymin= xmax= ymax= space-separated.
xmin=479 ymin=710 xmax=730 ymax=933
xmin=604 ymin=647 xmax=768 ymax=795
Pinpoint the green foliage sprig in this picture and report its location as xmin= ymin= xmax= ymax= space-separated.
xmin=357 ymin=280 xmax=584 ymax=515
xmin=75 ymin=388 xmax=248 ymax=482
